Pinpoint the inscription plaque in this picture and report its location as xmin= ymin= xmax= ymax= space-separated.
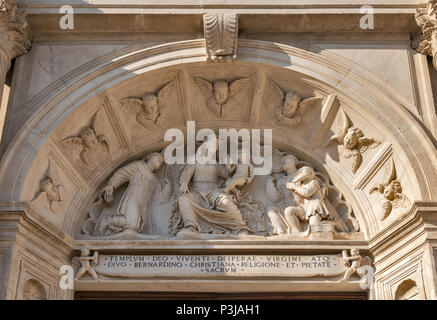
xmin=94 ymin=254 xmax=347 ymax=278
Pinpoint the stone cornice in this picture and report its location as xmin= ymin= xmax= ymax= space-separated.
xmin=17 ymin=1 xmax=423 ymax=14
xmin=0 ymin=0 xmax=30 ymax=66
xmin=0 ymin=202 xmax=74 ymax=252
xmin=369 ymin=201 xmax=437 ymax=257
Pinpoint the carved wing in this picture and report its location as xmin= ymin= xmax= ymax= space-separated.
xmin=351 ymin=151 xmax=362 ymax=175
xmin=358 ymin=136 xmax=379 ymax=153
xmin=369 ymin=158 xmax=396 ymax=194
xmin=297 ymin=96 xmax=323 ymax=113
xmin=91 ymin=109 xmax=107 ymax=137
xmin=271 ymin=82 xmax=285 ymax=103
xmin=381 ymin=158 xmax=397 ymax=186
xmin=120 ymin=97 xmax=144 ymax=115
xmin=61 ymin=137 xmax=84 ymax=155
xmin=226 ymin=77 xmax=251 ymax=110
xmin=48 ymin=159 xmax=62 ymax=187
xmin=157 ymin=80 xmax=176 ymax=109
xmin=193 ymin=77 xmax=214 ymax=99
xmin=327 ymin=108 xmax=350 ymax=145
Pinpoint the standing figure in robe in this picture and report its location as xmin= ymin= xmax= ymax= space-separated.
xmin=102 ymin=152 xmax=164 ymax=235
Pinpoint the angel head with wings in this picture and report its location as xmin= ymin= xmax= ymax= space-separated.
xmin=31 ymin=160 xmax=64 ymax=213
xmin=120 ymin=81 xmax=175 ymax=129
xmin=194 ymin=77 xmax=250 ymax=118
xmin=61 ymin=109 xmax=109 ymax=167
xmin=369 ymin=159 xmax=411 ymax=220
xmin=327 ymin=109 xmax=379 ymax=174
xmin=272 ymin=83 xmax=323 ymax=128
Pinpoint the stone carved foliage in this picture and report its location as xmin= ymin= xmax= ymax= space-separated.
xmin=0 ymin=0 xmax=31 ymax=61
xmin=369 ymin=158 xmax=411 ymax=221
xmin=61 ymin=109 xmax=109 ymax=168
xmin=30 ymin=159 xmax=64 ymax=213
xmin=119 ymin=81 xmax=175 ymax=129
xmin=72 ymin=248 xmax=100 ymax=281
xmin=193 ymin=77 xmax=250 ymax=118
xmin=203 ymin=13 xmax=238 ymax=62
xmin=271 ymin=82 xmax=323 ymax=128
xmin=80 ymin=144 xmax=359 ymax=240
xmin=327 ymin=108 xmax=380 ymax=174
xmin=338 ymin=249 xmax=373 ymax=284
xmin=413 ymin=1 xmax=437 ymax=69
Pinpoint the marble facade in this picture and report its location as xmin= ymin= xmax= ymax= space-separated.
xmin=0 ymin=0 xmax=436 ymax=300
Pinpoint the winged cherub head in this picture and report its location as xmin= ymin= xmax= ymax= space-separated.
xmin=142 ymin=93 xmax=159 ymax=115
xmin=384 ymin=180 xmax=402 ymax=201
xmin=40 ymin=178 xmax=58 ymax=200
xmin=343 ymin=127 xmax=364 ymax=150
xmin=283 ymin=91 xmax=302 ymax=117
xmin=79 ymin=127 xmax=98 ymax=147
xmin=213 ymin=80 xmax=229 ymax=104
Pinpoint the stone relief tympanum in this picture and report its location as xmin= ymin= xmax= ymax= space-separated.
xmin=80 ymin=140 xmax=359 ymax=240
xmin=61 ymin=109 xmax=109 ymax=168
xmin=120 ymin=81 xmax=175 ymax=130
xmin=193 ymin=77 xmax=251 ymax=118
xmin=327 ymin=108 xmax=380 ymax=174
xmin=271 ymin=82 xmax=323 ymax=127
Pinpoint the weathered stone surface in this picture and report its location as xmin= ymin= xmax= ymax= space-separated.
xmin=0 ymin=1 xmax=436 ymax=300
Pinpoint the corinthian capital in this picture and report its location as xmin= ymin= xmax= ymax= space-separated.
xmin=413 ymin=1 xmax=437 ymax=69
xmin=0 ymin=0 xmax=31 ymax=67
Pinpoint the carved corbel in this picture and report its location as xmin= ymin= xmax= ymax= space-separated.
xmin=413 ymin=1 xmax=437 ymax=69
xmin=203 ymin=13 xmax=238 ymax=62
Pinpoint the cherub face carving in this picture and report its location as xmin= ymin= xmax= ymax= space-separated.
xmin=384 ymin=180 xmax=402 ymax=201
xmin=343 ymin=128 xmax=363 ymax=150
xmin=40 ymin=178 xmax=57 ymax=200
xmin=80 ymin=128 xmax=98 ymax=147
xmin=283 ymin=91 xmax=301 ymax=116
xmin=142 ymin=94 xmax=159 ymax=114
xmin=213 ymin=80 xmax=229 ymax=104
